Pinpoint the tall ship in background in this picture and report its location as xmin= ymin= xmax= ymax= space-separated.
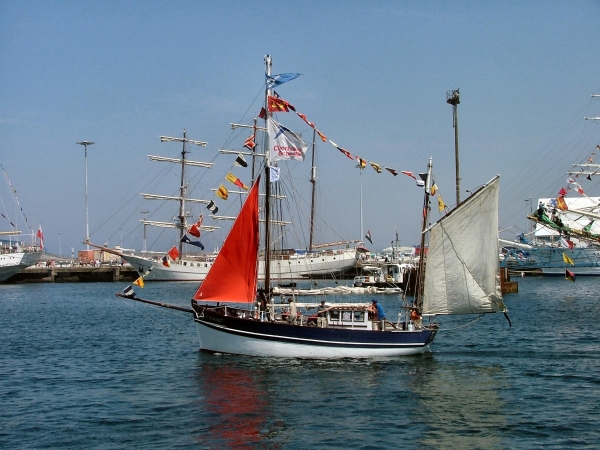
xmin=500 ymin=94 xmax=600 ymax=276
xmin=90 ymin=108 xmax=358 ymax=282
xmin=1 ymin=162 xmax=44 ymax=282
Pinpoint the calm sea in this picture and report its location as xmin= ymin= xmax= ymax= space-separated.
xmin=1 ymin=277 xmax=599 ymax=449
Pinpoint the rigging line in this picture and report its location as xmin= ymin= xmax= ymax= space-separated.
xmin=436 ymin=314 xmax=485 ymax=333
xmin=115 ymin=295 xmax=197 ymax=345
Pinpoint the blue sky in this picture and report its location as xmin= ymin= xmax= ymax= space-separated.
xmin=2 ymin=1 xmax=600 ymax=256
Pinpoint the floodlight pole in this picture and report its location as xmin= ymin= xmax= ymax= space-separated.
xmin=141 ymin=210 xmax=149 ymax=255
xmin=446 ymin=89 xmax=460 ymax=205
xmin=77 ymin=141 xmax=95 ymax=250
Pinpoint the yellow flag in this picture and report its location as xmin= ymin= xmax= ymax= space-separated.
xmin=225 ymin=172 xmax=249 ymax=190
xmin=133 ymin=277 xmax=145 ymax=288
xmin=563 ymin=253 xmax=574 ymax=265
xmin=370 ymin=162 xmax=382 ymax=173
xmin=437 ymin=195 xmax=446 ymax=213
xmin=431 ymin=183 xmax=438 ymax=196
xmin=216 ymin=184 xmax=229 ymax=200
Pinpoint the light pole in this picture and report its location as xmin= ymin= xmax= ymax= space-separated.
xmin=77 ymin=141 xmax=95 ymax=250
xmin=58 ymin=231 xmax=61 ymax=257
xmin=140 ymin=210 xmax=149 ymax=255
xmin=447 ymin=89 xmax=460 ymax=205
xmin=525 ymin=197 xmax=532 ymax=235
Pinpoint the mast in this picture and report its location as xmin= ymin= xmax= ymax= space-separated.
xmin=446 ymin=89 xmax=460 ymax=205
xmin=264 ymin=54 xmax=272 ymax=295
xmin=178 ymin=129 xmax=188 ymax=257
xmin=157 ymin=131 xmax=209 ymax=259
xmin=359 ymin=165 xmax=363 ymax=239
xmin=415 ymin=157 xmax=433 ymax=309
xmin=309 ymin=129 xmax=317 ymax=252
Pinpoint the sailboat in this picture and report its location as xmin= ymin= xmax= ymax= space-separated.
xmin=500 ymin=143 xmax=600 ymax=276
xmin=184 ymin=57 xmax=507 ymax=357
xmin=91 ymin=125 xmax=358 ymax=282
xmin=1 ymin=164 xmax=44 ymax=282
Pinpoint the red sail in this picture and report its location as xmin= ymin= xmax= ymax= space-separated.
xmin=193 ymin=177 xmax=260 ymax=303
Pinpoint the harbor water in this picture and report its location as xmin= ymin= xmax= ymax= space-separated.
xmin=1 ymin=277 xmax=599 ymax=449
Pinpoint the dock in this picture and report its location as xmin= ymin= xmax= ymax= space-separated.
xmin=4 ymin=265 xmax=140 ymax=284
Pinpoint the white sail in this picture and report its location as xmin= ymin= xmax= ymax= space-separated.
xmin=422 ymin=176 xmax=505 ymax=315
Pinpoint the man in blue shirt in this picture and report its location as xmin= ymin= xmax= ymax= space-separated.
xmin=371 ymin=299 xmax=386 ymax=330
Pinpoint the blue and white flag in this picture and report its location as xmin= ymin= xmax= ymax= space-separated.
xmin=267 ymin=117 xmax=308 ymax=162
xmin=270 ymin=166 xmax=280 ymax=182
xmin=181 ymin=235 xmax=205 ymax=250
xmin=266 ymin=73 xmax=300 ymax=90
xmin=122 ymin=285 xmax=135 ymax=298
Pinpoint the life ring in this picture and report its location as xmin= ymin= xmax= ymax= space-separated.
xmin=374 ymin=276 xmax=380 ymax=283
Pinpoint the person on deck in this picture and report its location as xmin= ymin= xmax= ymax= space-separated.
xmin=287 ymin=297 xmax=298 ymax=325
xmin=369 ymin=299 xmax=386 ymax=330
xmin=317 ymin=300 xmax=330 ymax=328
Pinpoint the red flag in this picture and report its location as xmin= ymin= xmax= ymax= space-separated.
xmin=268 ymin=96 xmax=295 ymax=112
xmin=330 ymin=141 xmax=354 ymax=160
xmin=401 ymin=171 xmax=417 ymax=180
xmin=565 ymin=269 xmax=576 ymax=282
xmin=37 ymin=225 xmax=44 ymax=250
xmin=244 ymin=134 xmax=256 ymax=150
xmin=168 ymin=246 xmax=179 ymax=260
xmin=258 ymin=107 xmax=266 ymax=119
xmin=558 ymin=187 xmax=567 ymax=197
xmin=296 ymin=112 xmax=327 ymax=142
xmin=188 ymin=223 xmax=201 ymax=238
xmin=566 ymin=238 xmax=574 ymax=249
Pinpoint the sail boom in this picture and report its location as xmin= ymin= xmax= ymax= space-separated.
xmin=148 ymin=155 xmax=213 ymax=168
xmin=141 ymin=193 xmax=209 ymax=204
xmin=141 ymin=220 xmax=218 ymax=231
xmin=159 ymin=136 xmax=207 ymax=146
xmin=219 ymin=149 xmax=266 ymax=157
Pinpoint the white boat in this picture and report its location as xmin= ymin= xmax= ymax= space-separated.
xmin=0 ymin=242 xmax=43 ymax=282
xmin=508 ymin=96 xmax=600 ymax=276
xmin=0 ymin=164 xmax=44 ymax=281
xmin=120 ymin=245 xmax=358 ymax=282
xmin=187 ymin=59 xmax=506 ymax=357
xmin=353 ymin=262 xmax=416 ymax=291
xmin=190 ymin=155 xmax=507 ymax=357
xmin=518 ymin=190 xmax=600 ymax=276
xmin=117 ymin=60 xmax=508 ymax=358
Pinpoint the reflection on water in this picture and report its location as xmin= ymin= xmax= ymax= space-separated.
xmin=195 ymin=357 xmax=272 ymax=448
xmin=192 ymin=354 xmax=510 ymax=449
xmin=410 ymin=358 xmax=509 ymax=449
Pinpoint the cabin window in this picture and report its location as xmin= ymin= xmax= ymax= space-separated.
xmin=330 ymin=310 xmax=340 ymax=320
xmin=183 ymin=262 xmax=187 ymax=266
xmin=354 ymin=311 xmax=364 ymax=322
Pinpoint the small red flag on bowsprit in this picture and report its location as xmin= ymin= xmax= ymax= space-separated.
xmin=565 ymin=269 xmax=576 ymax=282
xmin=168 ymin=246 xmax=179 ymax=261
xmin=162 ymin=255 xmax=170 ymax=267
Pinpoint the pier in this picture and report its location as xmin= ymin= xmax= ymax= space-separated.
xmin=4 ymin=265 xmax=139 ymax=284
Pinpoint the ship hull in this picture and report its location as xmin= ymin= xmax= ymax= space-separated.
xmin=124 ymin=249 xmax=358 ymax=281
xmin=193 ymin=307 xmax=437 ymax=358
